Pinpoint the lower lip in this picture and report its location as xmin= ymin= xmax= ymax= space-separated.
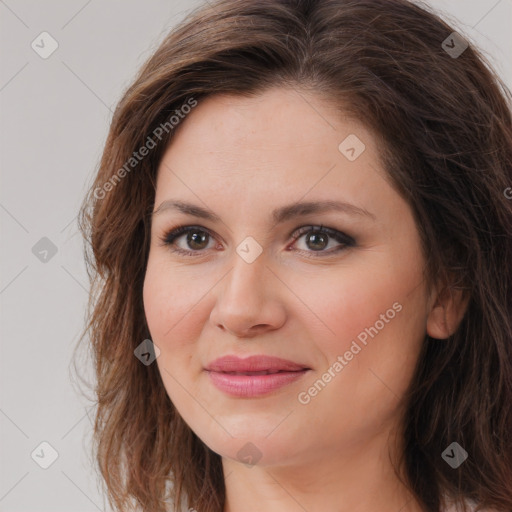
xmin=206 ymin=370 xmax=309 ymax=397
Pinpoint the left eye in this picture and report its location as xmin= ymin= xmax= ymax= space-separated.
xmin=160 ymin=224 xmax=355 ymax=257
xmin=291 ymin=225 xmax=355 ymax=256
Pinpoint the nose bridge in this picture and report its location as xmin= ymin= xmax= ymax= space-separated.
xmin=223 ymin=242 xmax=269 ymax=303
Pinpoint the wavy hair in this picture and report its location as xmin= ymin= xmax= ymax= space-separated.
xmin=75 ymin=0 xmax=512 ymax=511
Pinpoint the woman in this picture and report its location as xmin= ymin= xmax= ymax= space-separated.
xmin=76 ymin=0 xmax=512 ymax=511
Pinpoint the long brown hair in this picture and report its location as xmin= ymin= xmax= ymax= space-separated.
xmin=75 ymin=0 xmax=512 ymax=511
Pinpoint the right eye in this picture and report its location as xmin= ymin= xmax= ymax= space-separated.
xmin=160 ymin=225 xmax=216 ymax=256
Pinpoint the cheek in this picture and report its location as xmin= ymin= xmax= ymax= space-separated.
xmin=299 ymin=252 xmax=427 ymax=403
xmin=294 ymin=261 xmax=423 ymax=348
xmin=142 ymin=254 xmax=217 ymax=389
xmin=143 ymin=267 xmax=170 ymax=340
xmin=306 ymin=263 xmax=426 ymax=407
xmin=294 ymin=269 xmax=426 ymax=443
xmin=143 ymin=259 xmax=196 ymax=381
xmin=142 ymin=258 xmax=202 ymax=405
xmin=143 ymin=256 xmax=203 ymax=340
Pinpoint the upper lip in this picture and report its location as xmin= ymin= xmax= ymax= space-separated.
xmin=205 ymin=355 xmax=310 ymax=373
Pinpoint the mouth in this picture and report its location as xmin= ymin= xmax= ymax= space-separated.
xmin=217 ymin=370 xmax=294 ymax=375
xmin=205 ymin=355 xmax=311 ymax=397
xmin=205 ymin=354 xmax=310 ymax=373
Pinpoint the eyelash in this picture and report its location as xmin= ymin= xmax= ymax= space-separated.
xmin=158 ymin=224 xmax=355 ymax=259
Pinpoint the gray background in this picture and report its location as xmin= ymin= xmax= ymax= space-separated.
xmin=1 ymin=1 xmax=511 ymax=511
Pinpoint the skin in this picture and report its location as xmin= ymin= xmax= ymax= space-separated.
xmin=143 ymin=87 xmax=467 ymax=512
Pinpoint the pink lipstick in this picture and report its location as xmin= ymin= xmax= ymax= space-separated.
xmin=205 ymin=355 xmax=310 ymax=397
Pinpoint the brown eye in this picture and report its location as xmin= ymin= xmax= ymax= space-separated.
xmin=304 ymin=231 xmax=329 ymax=251
xmin=184 ymin=229 xmax=209 ymax=250
xmin=291 ymin=225 xmax=355 ymax=257
xmin=162 ymin=226 xmax=215 ymax=255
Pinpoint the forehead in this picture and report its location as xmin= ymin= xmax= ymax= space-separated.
xmin=170 ymin=89 xmax=338 ymax=146
xmin=155 ymin=87 xmax=383 ymax=190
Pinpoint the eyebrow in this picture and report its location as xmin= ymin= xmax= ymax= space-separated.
xmin=152 ymin=199 xmax=376 ymax=224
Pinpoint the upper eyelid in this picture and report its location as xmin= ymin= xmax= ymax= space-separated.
xmin=162 ymin=224 xmax=346 ymax=238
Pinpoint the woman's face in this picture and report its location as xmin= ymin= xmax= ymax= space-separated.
xmin=143 ymin=87 xmax=433 ymax=469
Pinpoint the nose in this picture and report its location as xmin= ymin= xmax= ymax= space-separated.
xmin=209 ymin=250 xmax=286 ymax=338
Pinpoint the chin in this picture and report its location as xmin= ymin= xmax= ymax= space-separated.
xmin=194 ymin=421 xmax=304 ymax=468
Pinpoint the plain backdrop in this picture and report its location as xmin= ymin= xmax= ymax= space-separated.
xmin=1 ymin=1 xmax=511 ymax=511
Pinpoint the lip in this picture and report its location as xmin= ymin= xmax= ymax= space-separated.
xmin=205 ymin=355 xmax=311 ymax=397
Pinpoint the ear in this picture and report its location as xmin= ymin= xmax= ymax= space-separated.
xmin=426 ymin=281 xmax=470 ymax=340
